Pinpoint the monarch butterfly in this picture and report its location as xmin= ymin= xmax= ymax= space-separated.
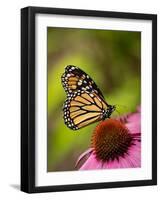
xmin=61 ymin=65 xmax=116 ymax=130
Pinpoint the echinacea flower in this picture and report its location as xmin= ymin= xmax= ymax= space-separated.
xmin=76 ymin=107 xmax=141 ymax=170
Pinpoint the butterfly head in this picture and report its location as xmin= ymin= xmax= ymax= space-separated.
xmin=103 ymin=105 xmax=116 ymax=120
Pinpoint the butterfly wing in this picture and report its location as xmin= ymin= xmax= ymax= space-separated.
xmin=61 ymin=65 xmax=111 ymax=130
xmin=63 ymin=90 xmax=108 ymax=130
xmin=61 ymin=65 xmax=105 ymax=99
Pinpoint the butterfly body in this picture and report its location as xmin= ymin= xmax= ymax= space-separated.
xmin=61 ymin=65 xmax=115 ymax=130
xmin=102 ymin=105 xmax=116 ymax=120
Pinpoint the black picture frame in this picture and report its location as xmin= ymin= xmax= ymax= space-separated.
xmin=21 ymin=6 xmax=157 ymax=193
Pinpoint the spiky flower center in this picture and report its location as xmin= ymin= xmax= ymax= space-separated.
xmin=91 ymin=119 xmax=133 ymax=162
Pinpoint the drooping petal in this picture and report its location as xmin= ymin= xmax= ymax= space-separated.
xmin=75 ymin=148 xmax=93 ymax=168
xmin=79 ymin=152 xmax=103 ymax=170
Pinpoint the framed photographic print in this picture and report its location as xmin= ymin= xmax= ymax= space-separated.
xmin=21 ymin=6 xmax=157 ymax=193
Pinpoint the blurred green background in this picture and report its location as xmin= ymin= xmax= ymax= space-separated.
xmin=47 ymin=27 xmax=141 ymax=172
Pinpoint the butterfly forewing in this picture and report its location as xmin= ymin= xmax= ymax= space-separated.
xmin=61 ymin=65 xmax=105 ymax=99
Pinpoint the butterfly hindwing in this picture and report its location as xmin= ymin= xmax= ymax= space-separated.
xmin=63 ymin=90 xmax=108 ymax=130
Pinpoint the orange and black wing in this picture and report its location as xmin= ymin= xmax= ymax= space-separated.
xmin=61 ymin=65 xmax=110 ymax=130
xmin=63 ymin=90 xmax=108 ymax=130
xmin=61 ymin=65 xmax=105 ymax=99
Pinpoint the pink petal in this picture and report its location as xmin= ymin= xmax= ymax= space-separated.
xmin=127 ymin=113 xmax=140 ymax=123
xmin=79 ymin=153 xmax=103 ymax=170
xmin=75 ymin=148 xmax=93 ymax=168
xmin=126 ymin=109 xmax=141 ymax=134
xmin=126 ymin=121 xmax=141 ymax=134
xmin=127 ymin=140 xmax=141 ymax=167
xmin=102 ymin=159 xmax=123 ymax=169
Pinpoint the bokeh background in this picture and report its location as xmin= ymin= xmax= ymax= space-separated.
xmin=47 ymin=27 xmax=141 ymax=172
